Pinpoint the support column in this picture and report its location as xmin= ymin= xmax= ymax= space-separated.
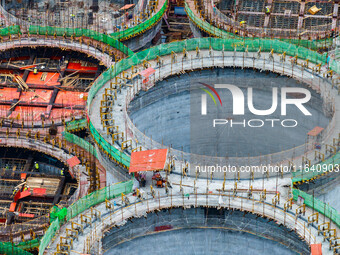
xmin=263 ymin=0 xmax=273 ymax=36
xmin=297 ymin=0 xmax=305 ymax=33
xmin=332 ymin=2 xmax=339 ymax=30
xmin=232 ymin=0 xmax=239 ymax=22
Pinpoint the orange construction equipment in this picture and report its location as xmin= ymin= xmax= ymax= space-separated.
xmin=10 ymin=106 xmax=47 ymax=121
xmin=55 ymin=91 xmax=87 ymax=106
xmin=129 ymin=149 xmax=168 ymax=173
xmin=152 ymin=171 xmax=165 ymax=188
xmin=67 ymin=63 xmax=98 ymax=73
xmin=49 ymin=108 xmax=83 ymax=119
xmin=26 ymin=72 xmax=60 ymax=86
xmin=19 ymin=90 xmax=53 ymax=103
xmin=308 ymin=126 xmax=324 ymax=137
xmin=120 ymin=4 xmax=135 ymax=10
xmin=310 ymin=243 xmax=322 ymax=255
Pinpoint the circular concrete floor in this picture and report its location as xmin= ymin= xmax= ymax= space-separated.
xmin=104 ymin=228 xmax=299 ymax=255
xmin=129 ymin=68 xmax=330 ymax=157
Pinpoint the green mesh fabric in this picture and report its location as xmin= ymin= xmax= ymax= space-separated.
xmin=62 ymin=131 xmax=98 ymax=159
xmin=38 ymin=218 xmax=60 ymax=255
xmin=185 ymin=2 xmax=334 ymax=51
xmin=110 ymin=0 xmax=168 ymax=40
xmin=292 ymin=189 xmax=340 ymax=227
xmin=89 ymin=121 xmax=130 ymax=166
xmin=0 ymin=242 xmax=33 ymax=255
xmin=49 ymin=205 xmax=61 ymax=223
xmin=0 ymin=25 xmax=21 ymax=36
xmin=3 ymin=238 xmax=41 ymax=251
xmin=28 ymin=25 xmax=133 ymax=56
xmin=65 ymin=180 xmax=133 ymax=221
xmin=39 ymin=180 xmax=133 ymax=255
xmin=65 ymin=119 xmax=87 ymax=132
xmin=292 ymin=153 xmax=340 ymax=183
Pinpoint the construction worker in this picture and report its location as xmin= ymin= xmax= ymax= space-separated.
xmin=34 ymin=161 xmax=39 ymax=171
xmin=240 ymin=21 xmax=246 ymax=26
xmin=33 ymin=67 xmax=38 ymax=74
xmin=12 ymin=187 xmax=19 ymax=196
xmin=265 ymin=6 xmax=270 ymax=14
xmin=213 ymin=5 xmax=217 ymax=14
xmin=60 ymin=168 xmax=64 ymax=176
xmin=23 ymin=185 xmax=29 ymax=191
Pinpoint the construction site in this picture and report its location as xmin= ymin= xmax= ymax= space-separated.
xmin=0 ymin=0 xmax=338 ymax=255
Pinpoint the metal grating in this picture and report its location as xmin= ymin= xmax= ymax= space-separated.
xmin=269 ymin=15 xmax=298 ymax=29
xmin=272 ymin=0 xmax=300 ymax=15
xmin=239 ymin=0 xmax=266 ymax=12
xmin=237 ymin=14 xmax=265 ymax=28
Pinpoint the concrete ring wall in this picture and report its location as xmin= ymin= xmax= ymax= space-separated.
xmin=0 ymin=37 xmax=112 ymax=68
xmin=102 ymin=207 xmax=310 ymax=255
xmin=56 ymin=193 xmax=327 ymax=255
xmin=89 ymin=48 xmax=339 ymax=179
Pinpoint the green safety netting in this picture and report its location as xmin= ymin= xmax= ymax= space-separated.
xmin=28 ymin=25 xmax=134 ymax=56
xmin=111 ymin=0 xmax=168 ymax=40
xmin=185 ymin=2 xmax=334 ymax=51
xmin=65 ymin=119 xmax=87 ymax=132
xmin=329 ymin=48 xmax=340 ymax=74
xmin=66 ymin=179 xmax=133 ymax=221
xmin=292 ymin=189 xmax=340 ymax=227
xmin=88 ymin=37 xmax=328 ymax=108
xmin=89 ymin=121 xmax=130 ymax=167
xmin=292 ymin=152 xmax=340 ymax=184
xmin=2 ymin=238 xmax=41 ymax=252
xmin=185 ymin=2 xmax=237 ymax=39
xmin=0 ymin=25 xmax=21 ymax=36
xmin=38 ymin=180 xmax=133 ymax=255
xmin=0 ymin=242 xmax=33 ymax=255
xmin=62 ymin=131 xmax=98 ymax=159
xmin=49 ymin=206 xmax=68 ymax=224
xmin=14 ymin=239 xmax=40 ymax=251
xmin=38 ymin=218 xmax=60 ymax=255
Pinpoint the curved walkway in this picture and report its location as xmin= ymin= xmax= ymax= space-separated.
xmin=47 ymin=177 xmax=339 ymax=255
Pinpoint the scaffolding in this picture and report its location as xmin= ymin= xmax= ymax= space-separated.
xmin=38 ymin=180 xmax=133 ymax=255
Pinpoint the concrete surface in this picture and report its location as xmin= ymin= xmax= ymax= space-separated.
xmin=129 ymin=68 xmax=329 ymax=157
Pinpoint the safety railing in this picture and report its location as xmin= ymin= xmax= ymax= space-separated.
xmin=292 ymin=189 xmax=340 ymax=228
xmin=186 ymin=0 xmax=336 ymax=49
xmin=64 ymin=119 xmax=87 ymax=133
xmin=188 ymin=0 xmax=337 ymax=41
xmin=111 ymin=0 xmax=168 ymax=41
xmin=62 ymin=131 xmax=98 ymax=159
xmin=292 ymin=152 xmax=340 ymax=184
xmin=39 ymin=180 xmax=133 ymax=255
xmin=83 ymin=192 xmax=317 ymax=254
xmin=28 ymin=25 xmax=133 ymax=56
xmin=0 ymin=0 xmax=148 ymax=40
xmin=0 ymin=241 xmax=34 ymax=255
